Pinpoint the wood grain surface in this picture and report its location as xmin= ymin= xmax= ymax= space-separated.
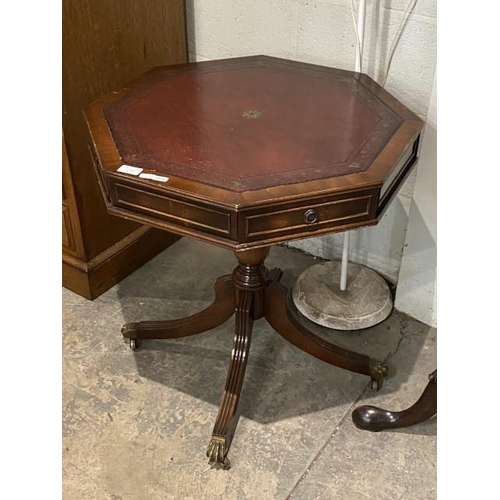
xmin=63 ymin=0 xmax=187 ymax=259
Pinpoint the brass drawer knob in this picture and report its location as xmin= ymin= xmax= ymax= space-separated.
xmin=304 ymin=208 xmax=319 ymax=224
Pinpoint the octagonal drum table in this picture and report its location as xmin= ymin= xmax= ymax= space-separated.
xmin=85 ymin=55 xmax=424 ymax=468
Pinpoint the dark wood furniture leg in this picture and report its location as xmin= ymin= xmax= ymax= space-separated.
xmin=206 ymin=247 xmax=270 ymax=469
xmin=351 ymin=369 xmax=437 ymax=432
xmin=206 ymin=290 xmax=254 ymax=469
xmin=121 ymin=274 xmax=235 ymax=349
xmin=264 ymin=281 xmax=388 ymax=390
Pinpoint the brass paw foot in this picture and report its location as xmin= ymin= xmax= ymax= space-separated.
xmin=206 ymin=436 xmax=231 ymax=470
xmin=370 ymin=361 xmax=388 ymax=391
xmin=121 ymin=323 xmax=137 ymax=337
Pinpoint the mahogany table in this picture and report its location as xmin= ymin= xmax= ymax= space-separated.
xmin=85 ymin=55 xmax=424 ymax=468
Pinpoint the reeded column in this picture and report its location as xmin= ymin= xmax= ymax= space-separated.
xmin=206 ymin=247 xmax=271 ymax=468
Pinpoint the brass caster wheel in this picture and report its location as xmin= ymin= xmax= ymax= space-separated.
xmin=129 ymin=339 xmax=140 ymax=351
xmin=371 ymin=377 xmax=382 ymax=391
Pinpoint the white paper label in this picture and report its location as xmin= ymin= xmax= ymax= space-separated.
xmin=117 ymin=165 xmax=143 ymax=175
xmin=139 ymin=173 xmax=170 ymax=182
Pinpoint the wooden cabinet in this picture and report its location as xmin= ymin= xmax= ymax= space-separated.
xmin=62 ymin=0 xmax=187 ymax=299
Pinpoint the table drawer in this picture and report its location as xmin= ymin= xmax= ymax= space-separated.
xmin=240 ymin=190 xmax=377 ymax=242
xmin=111 ymin=181 xmax=232 ymax=238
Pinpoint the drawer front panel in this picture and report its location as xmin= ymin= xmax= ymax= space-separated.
xmin=241 ymin=191 xmax=377 ymax=242
xmin=112 ymin=182 xmax=232 ymax=237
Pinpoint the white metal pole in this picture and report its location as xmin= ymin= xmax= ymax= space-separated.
xmin=354 ymin=0 xmax=366 ymax=73
xmin=340 ymin=0 xmax=366 ymax=291
xmin=340 ymin=231 xmax=350 ymax=290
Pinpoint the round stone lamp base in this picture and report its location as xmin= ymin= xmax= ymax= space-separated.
xmin=292 ymin=261 xmax=393 ymax=331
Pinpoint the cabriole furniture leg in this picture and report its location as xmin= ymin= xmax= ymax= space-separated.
xmin=352 ymin=370 xmax=437 ymax=432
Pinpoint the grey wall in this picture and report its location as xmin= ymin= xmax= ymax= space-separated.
xmin=395 ymin=71 xmax=437 ymax=326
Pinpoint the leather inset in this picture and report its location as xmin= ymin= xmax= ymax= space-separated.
xmin=104 ymin=59 xmax=403 ymax=192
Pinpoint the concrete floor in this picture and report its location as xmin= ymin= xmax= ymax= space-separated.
xmin=62 ymin=238 xmax=437 ymax=500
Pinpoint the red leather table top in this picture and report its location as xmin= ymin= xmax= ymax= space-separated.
xmin=104 ymin=58 xmax=402 ymax=192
